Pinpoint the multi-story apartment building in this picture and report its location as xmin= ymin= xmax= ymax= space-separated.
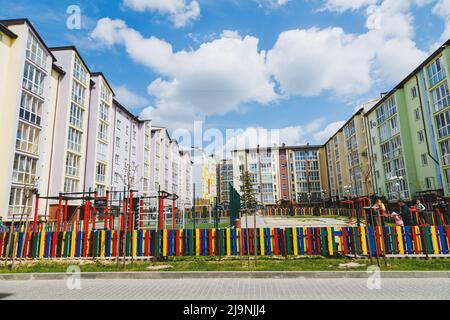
xmin=423 ymin=45 xmax=450 ymax=197
xmin=109 ymin=99 xmax=152 ymax=198
xmin=202 ymin=154 xmax=218 ymax=205
xmin=216 ymin=159 xmax=233 ymax=206
xmin=85 ymin=73 xmax=114 ymax=197
xmin=178 ymin=150 xmax=193 ymax=211
xmin=233 ymin=145 xmax=328 ymax=206
xmin=285 ymin=145 xmax=328 ymax=204
xmin=0 ymin=19 xmax=56 ymax=219
xmin=325 ymin=132 xmax=350 ymax=201
xmin=325 ymin=101 xmax=378 ymax=201
xmin=49 ymin=46 xmax=91 ymax=198
xmin=0 ymin=18 xmax=195 ymax=222
xmin=233 ymin=147 xmax=278 ymax=206
xmin=365 ymin=42 xmax=450 ymax=201
xmin=150 ymin=126 xmax=171 ymax=194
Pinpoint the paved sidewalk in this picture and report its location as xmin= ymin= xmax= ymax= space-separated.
xmin=1 ymin=277 xmax=449 ymax=300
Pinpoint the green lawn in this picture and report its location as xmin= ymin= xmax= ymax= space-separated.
xmin=1 ymin=256 xmax=450 ymax=273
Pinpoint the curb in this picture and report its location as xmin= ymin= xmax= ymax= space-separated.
xmin=1 ymin=271 xmax=450 ymax=280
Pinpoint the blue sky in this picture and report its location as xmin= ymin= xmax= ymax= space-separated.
xmin=1 ymin=0 xmax=449 ymax=152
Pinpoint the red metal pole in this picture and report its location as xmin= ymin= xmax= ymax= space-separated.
xmin=63 ymin=199 xmax=68 ymax=232
xmin=56 ymin=194 xmax=62 ymax=233
xmin=83 ymin=199 xmax=90 ymax=257
xmin=121 ymin=198 xmax=126 ymax=231
xmin=128 ymin=190 xmax=133 ymax=231
xmin=158 ymin=192 xmax=164 ymax=230
xmin=172 ymin=198 xmax=176 ymax=230
xmin=140 ymin=199 xmax=144 ymax=229
xmin=32 ymin=193 xmax=39 ymax=234
xmin=93 ymin=192 xmax=98 ymax=230
xmin=105 ymin=191 xmax=109 ymax=230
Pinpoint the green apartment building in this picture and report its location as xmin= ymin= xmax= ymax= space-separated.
xmin=365 ymin=40 xmax=450 ymax=201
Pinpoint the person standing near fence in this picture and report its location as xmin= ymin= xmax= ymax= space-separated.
xmin=0 ymin=217 xmax=3 ymax=233
xmin=415 ymin=200 xmax=426 ymax=225
xmin=372 ymin=198 xmax=387 ymax=226
xmin=398 ymin=200 xmax=412 ymax=226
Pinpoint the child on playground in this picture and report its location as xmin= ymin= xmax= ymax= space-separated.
xmin=391 ymin=212 xmax=404 ymax=227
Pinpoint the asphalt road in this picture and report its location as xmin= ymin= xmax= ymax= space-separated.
xmin=1 ymin=277 xmax=449 ymax=300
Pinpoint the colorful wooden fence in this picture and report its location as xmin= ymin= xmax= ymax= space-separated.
xmin=1 ymin=225 xmax=449 ymax=259
xmin=264 ymin=207 xmax=352 ymax=217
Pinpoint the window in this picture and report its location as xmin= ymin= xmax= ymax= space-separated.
xmin=428 ymin=56 xmax=446 ymax=87
xmin=69 ymin=103 xmax=83 ymax=129
xmin=26 ymin=34 xmax=48 ymax=69
xmin=9 ymin=187 xmax=33 ymax=216
xmin=445 ymin=168 xmax=450 ymax=190
xmin=117 ymin=120 xmax=121 ymax=130
xmin=411 ymin=86 xmax=418 ymax=99
xmin=98 ymin=122 xmax=108 ymax=141
xmin=132 ymin=146 xmax=136 ymax=156
xmin=71 ymin=81 xmax=85 ymax=106
xmin=116 ymin=137 xmax=120 ymax=148
xmin=16 ymin=122 xmax=39 ymax=155
xmin=96 ymin=185 xmax=106 ymax=197
xmin=431 ymin=82 xmax=450 ymax=112
xmin=114 ymin=173 xmax=119 ymax=184
xmin=115 ymin=154 xmax=120 ymax=165
xmin=100 ymin=82 xmax=111 ymax=102
xmin=96 ymin=163 xmax=106 ymax=183
xmin=65 ymin=153 xmax=80 ymax=177
xmin=436 ymin=110 xmax=450 ymax=138
xmin=99 ymin=102 xmax=109 ymax=122
xmin=64 ymin=178 xmax=78 ymax=193
xmin=19 ymin=92 xmax=43 ymax=126
xmin=12 ymin=154 xmax=37 ymax=184
xmin=414 ymin=108 xmax=421 ymax=121
xmin=418 ymin=130 xmax=425 ymax=143
xmin=67 ymin=127 xmax=82 ymax=152
xmin=73 ymin=57 xmax=87 ymax=84
xmin=421 ymin=153 xmax=428 ymax=166
xmin=23 ymin=62 xmax=45 ymax=96
xmin=425 ymin=177 xmax=433 ymax=189
xmin=97 ymin=142 xmax=107 ymax=162
xmin=440 ymin=139 xmax=450 ymax=166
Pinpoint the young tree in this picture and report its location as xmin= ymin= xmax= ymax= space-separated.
xmin=241 ymin=171 xmax=258 ymax=214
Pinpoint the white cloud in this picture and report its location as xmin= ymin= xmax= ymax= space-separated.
xmin=217 ymin=119 xmax=340 ymax=159
xmin=257 ymin=0 xmax=291 ymax=8
xmin=91 ymin=18 xmax=278 ymax=130
xmin=267 ymin=27 xmax=373 ymax=96
xmin=91 ymin=0 xmax=444 ymax=131
xmin=313 ymin=121 xmax=346 ymax=142
xmin=321 ymin=0 xmax=378 ymax=12
xmin=432 ymin=0 xmax=450 ymax=47
xmin=267 ymin=0 xmax=428 ymax=97
xmin=113 ymin=84 xmax=150 ymax=108
xmin=122 ymin=0 xmax=200 ymax=27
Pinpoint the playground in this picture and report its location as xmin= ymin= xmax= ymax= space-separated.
xmin=0 ymin=187 xmax=449 ymax=269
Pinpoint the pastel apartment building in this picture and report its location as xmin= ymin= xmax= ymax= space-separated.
xmin=232 ymin=145 xmax=328 ymax=206
xmin=0 ymin=18 xmax=192 ymax=222
xmin=325 ymin=101 xmax=378 ymax=201
xmin=0 ymin=19 xmax=67 ymax=219
xmin=365 ymin=40 xmax=450 ymax=201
